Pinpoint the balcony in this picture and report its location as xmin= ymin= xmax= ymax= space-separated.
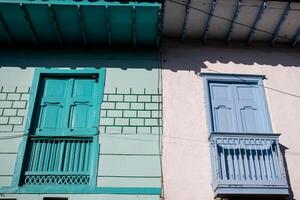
xmin=0 ymin=0 xmax=161 ymax=48
xmin=209 ymin=132 xmax=289 ymax=197
xmin=22 ymin=136 xmax=93 ymax=186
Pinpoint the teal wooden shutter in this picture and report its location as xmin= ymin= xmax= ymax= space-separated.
xmin=209 ymin=82 xmax=269 ymax=133
xmin=34 ymin=76 xmax=98 ymax=136
xmin=67 ymin=77 xmax=98 ymax=135
xmin=36 ymin=78 xmax=69 ymax=136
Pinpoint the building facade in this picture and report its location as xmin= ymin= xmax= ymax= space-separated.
xmin=0 ymin=0 xmax=300 ymax=200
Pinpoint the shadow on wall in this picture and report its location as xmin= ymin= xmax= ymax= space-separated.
xmin=161 ymin=40 xmax=300 ymax=73
xmin=1 ymin=41 xmax=300 ymax=70
xmin=280 ymin=144 xmax=295 ymax=200
xmin=0 ymin=48 xmax=160 ymax=69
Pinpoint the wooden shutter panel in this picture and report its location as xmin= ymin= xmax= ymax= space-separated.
xmin=36 ymin=78 xmax=69 ymax=136
xmin=209 ymin=83 xmax=239 ymax=132
xmin=67 ymin=78 xmax=98 ymax=135
xmin=233 ymin=84 xmax=267 ymax=133
xmin=209 ymin=82 xmax=270 ymax=133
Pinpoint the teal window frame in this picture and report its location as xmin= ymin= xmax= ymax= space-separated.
xmin=11 ymin=68 xmax=106 ymax=190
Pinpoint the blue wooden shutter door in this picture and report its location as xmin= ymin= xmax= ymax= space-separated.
xmin=209 ymin=82 xmax=268 ymax=133
xmin=209 ymin=83 xmax=239 ymax=132
xmin=233 ymin=84 xmax=266 ymax=133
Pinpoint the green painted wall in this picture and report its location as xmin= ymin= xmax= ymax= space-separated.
xmin=0 ymin=64 xmax=162 ymax=200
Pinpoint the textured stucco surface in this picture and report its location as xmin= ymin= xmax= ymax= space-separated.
xmin=161 ymin=41 xmax=300 ymax=200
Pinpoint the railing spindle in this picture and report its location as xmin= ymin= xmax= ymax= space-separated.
xmin=37 ymin=140 xmax=44 ymax=172
xmin=84 ymin=141 xmax=90 ymax=172
xmin=48 ymin=141 xmax=54 ymax=171
xmin=43 ymin=140 xmax=51 ymax=172
xmin=269 ymin=139 xmax=277 ymax=179
xmin=232 ymin=139 xmax=238 ymax=180
xmin=64 ymin=141 xmax=70 ymax=172
xmin=74 ymin=140 xmax=80 ymax=172
xmin=243 ymin=139 xmax=251 ymax=180
xmin=275 ymin=140 xmax=285 ymax=180
xmin=28 ymin=140 xmax=36 ymax=171
xmin=263 ymin=139 xmax=271 ymax=180
xmin=259 ymin=139 xmax=267 ymax=180
xmin=246 ymin=140 xmax=252 ymax=180
xmin=213 ymin=139 xmax=220 ymax=179
xmin=238 ymin=138 xmax=244 ymax=180
xmin=69 ymin=140 xmax=75 ymax=172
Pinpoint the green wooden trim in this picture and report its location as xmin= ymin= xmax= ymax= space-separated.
xmin=11 ymin=67 xmax=42 ymax=186
xmin=0 ymin=0 xmax=161 ymax=7
xmin=0 ymin=186 xmax=161 ymax=194
xmin=24 ymin=171 xmax=90 ymax=176
xmin=10 ymin=68 xmax=106 ymax=190
xmin=91 ymin=68 xmax=105 ymax=187
xmin=97 ymin=175 xmax=161 ymax=178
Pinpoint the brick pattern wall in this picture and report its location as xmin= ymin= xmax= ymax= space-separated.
xmin=0 ymin=86 xmax=30 ymax=132
xmin=0 ymin=86 xmax=163 ymax=135
xmin=100 ymin=88 xmax=162 ymax=134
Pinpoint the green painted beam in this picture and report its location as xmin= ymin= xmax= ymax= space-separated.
xmin=0 ymin=11 xmax=14 ymax=45
xmin=0 ymin=0 xmax=161 ymax=47
xmin=77 ymin=5 xmax=88 ymax=46
xmin=0 ymin=0 xmax=160 ymax=7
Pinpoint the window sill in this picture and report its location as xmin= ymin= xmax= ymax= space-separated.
xmin=0 ymin=186 xmax=161 ymax=195
xmin=214 ymin=185 xmax=289 ymax=197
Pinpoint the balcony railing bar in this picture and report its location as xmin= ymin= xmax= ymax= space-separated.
xmin=210 ymin=132 xmax=288 ymax=192
xmin=23 ymin=136 xmax=93 ymax=185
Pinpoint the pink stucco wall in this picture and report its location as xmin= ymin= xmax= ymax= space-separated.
xmin=161 ymin=41 xmax=300 ymax=200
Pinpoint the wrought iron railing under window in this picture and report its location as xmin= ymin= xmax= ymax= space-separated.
xmin=209 ymin=132 xmax=289 ymax=196
xmin=22 ymin=136 xmax=93 ymax=186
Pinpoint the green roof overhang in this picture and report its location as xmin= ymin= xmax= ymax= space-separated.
xmin=0 ymin=0 xmax=161 ymax=48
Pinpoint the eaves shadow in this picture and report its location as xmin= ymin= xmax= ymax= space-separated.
xmin=0 ymin=47 xmax=161 ymax=70
xmin=161 ymin=40 xmax=300 ymax=73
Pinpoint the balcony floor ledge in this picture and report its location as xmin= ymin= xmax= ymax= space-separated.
xmin=214 ymin=186 xmax=289 ymax=197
